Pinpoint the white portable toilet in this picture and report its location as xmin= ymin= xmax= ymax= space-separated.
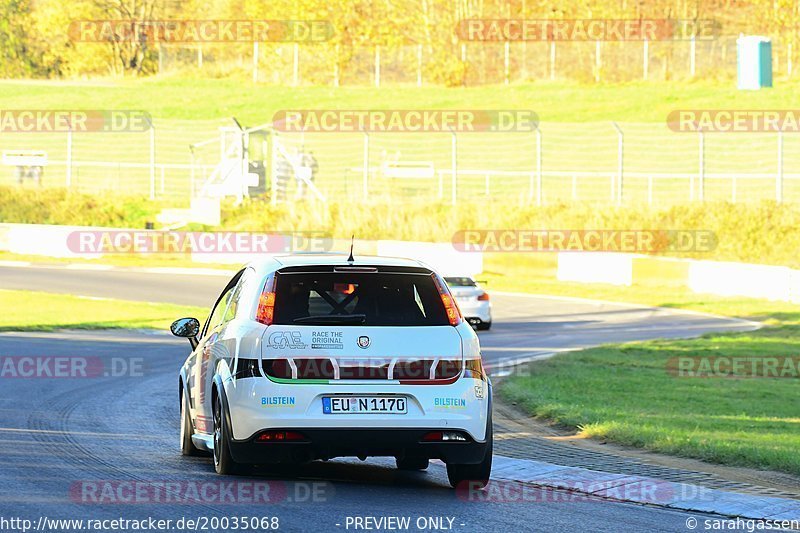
xmin=737 ymin=35 xmax=773 ymax=90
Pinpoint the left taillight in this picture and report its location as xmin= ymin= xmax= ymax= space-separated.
xmin=255 ymin=272 xmax=277 ymax=325
xmin=256 ymin=430 xmax=306 ymax=442
xmin=431 ymin=273 xmax=462 ymax=326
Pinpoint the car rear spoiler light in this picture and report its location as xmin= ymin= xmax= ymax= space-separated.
xmin=261 ymin=357 xmax=462 ymax=383
xmin=333 ymin=266 xmax=378 ymax=273
xmin=431 ymin=273 xmax=462 ymax=326
xmin=255 ymin=272 xmax=277 ymax=325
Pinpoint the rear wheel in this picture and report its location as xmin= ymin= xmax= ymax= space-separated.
xmin=476 ymin=321 xmax=492 ymax=331
xmin=446 ymin=422 xmax=492 ymax=489
xmin=396 ymin=457 xmax=429 ymax=471
xmin=213 ymin=393 xmax=242 ymax=475
xmin=180 ymin=392 xmax=202 ymax=456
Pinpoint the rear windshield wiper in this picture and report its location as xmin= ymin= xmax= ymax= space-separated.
xmin=292 ymin=314 xmax=367 ymax=325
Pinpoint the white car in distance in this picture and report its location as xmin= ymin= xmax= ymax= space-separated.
xmin=444 ymin=277 xmax=492 ymax=331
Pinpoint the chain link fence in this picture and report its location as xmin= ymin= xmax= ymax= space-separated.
xmin=155 ymin=35 xmax=796 ymax=85
xmin=2 ymin=119 xmax=799 ymax=205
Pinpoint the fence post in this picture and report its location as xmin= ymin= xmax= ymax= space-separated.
xmin=698 ymin=129 xmax=705 ymax=201
xmin=789 ymin=43 xmax=793 ymax=77
xmin=362 ymin=130 xmax=369 ymax=200
xmin=690 ymin=35 xmax=696 ymax=77
xmin=777 ymin=130 xmax=784 ymax=202
xmin=461 ymin=43 xmax=467 ymax=86
xmin=643 ymin=39 xmax=649 ymax=80
xmin=270 ymin=133 xmax=278 ymax=206
xmin=66 ymin=127 xmax=73 ymax=189
xmin=450 ymin=128 xmax=457 ymax=206
xmin=533 ymin=126 xmax=542 ymax=205
xmin=374 ymin=45 xmax=381 ymax=88
xmin=240 ymin=131 xmax=248 ymax=203
xmin=612 ymin=122 xmax=623 ymax=204
xmin=293 ymin=43 xmax=299 ymax=86
xmin=197 ymin=46 xmax=203 ymax=69
xmin=189 ymin=147 xmax=196 ymax=197
xmin=252 ymin=41 xmax=259 ymax=83
xmin=334 ymin=44 xmax=340 ymax=87
xmin=549 ymin=41 xmax=556 ymax=80
xmin=504 ymin=41 xmax=510 ymax=85
xmin=417 ymin=44 xmax=423 ymax=87
xmin=149 ymin=119 xmax=156 ymax=200
xmin=595 ymin=41 xmax=601 ymax=82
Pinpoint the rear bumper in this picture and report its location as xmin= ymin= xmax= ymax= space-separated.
xmin=224 ymin=376 xmax=491 ymax=442
xmin=229 ymin=427 xmax=489 ymax=465
xmin=457 ymin=302 xmax=492 ymax=324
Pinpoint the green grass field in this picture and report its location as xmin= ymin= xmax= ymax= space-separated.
xmin=500 ymin=313 xmax=800 ymax=475
xmin=5 ymin=78 xmax=800 ymax=122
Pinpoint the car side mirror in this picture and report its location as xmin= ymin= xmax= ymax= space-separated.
xmin=170 ymin=317 xmax=200 ymax=350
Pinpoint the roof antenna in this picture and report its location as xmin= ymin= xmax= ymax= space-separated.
xmin=347 ymin=235 xmax=355 ymax=263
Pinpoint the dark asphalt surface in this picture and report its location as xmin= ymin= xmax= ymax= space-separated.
xmin=0 ymin=265 xmax=757 ymax=369
xmin=0 ymin=265 xmax=759 ymax=532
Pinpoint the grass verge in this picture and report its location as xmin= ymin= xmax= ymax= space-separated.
xmin=0 ymin=289 xmax=206 ymax=331
xmin=499 ymin=299 xmax=800 ymax=475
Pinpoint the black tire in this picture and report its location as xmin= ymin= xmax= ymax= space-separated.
xmin=396 ymin=457 xmax=430 ymax=471
xmin=213 ymin=392 xmax=242 ymax=475
xmin=180 ymin=391 xmax=203 ymax=456
xmin=476 ymin=321 xmax=492 ymax=331
xmin=446 ymin=421 xmax=493 ymax=489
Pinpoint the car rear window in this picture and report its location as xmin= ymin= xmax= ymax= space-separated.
xmin=444 ymin=277 xmax=476 ymax=287
xmin=273 ymin=272 xmax=449 ymax=326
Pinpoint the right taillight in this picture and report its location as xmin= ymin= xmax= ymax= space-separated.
xmin=431 ymin=273 xmax=462 ymax=326
xmin=477 ymin=291 xmax=489 ymax=301
xmin=255 ymin=272 xmax=277 ymax=325
xmin=464 ymin=358 xmax=487 ymax=381
xmin=256 ymin=430 xmax=306 ymax=442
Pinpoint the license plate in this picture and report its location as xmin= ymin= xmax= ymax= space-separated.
xmin=322 ymin=396 xmax=407 ymax=414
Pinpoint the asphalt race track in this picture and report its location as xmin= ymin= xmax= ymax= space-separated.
xmin=0 ymin=265 xmax=759 ymax=532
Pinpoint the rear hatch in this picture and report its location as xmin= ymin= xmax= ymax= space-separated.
xmin=260 ymin=265 xmax=463 ymax=383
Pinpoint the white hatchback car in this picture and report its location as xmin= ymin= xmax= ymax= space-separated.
xmin=445 ymin=277 xmax=492 ymax=331
xmin=171 ymin=254 xmax=493 ymax=488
